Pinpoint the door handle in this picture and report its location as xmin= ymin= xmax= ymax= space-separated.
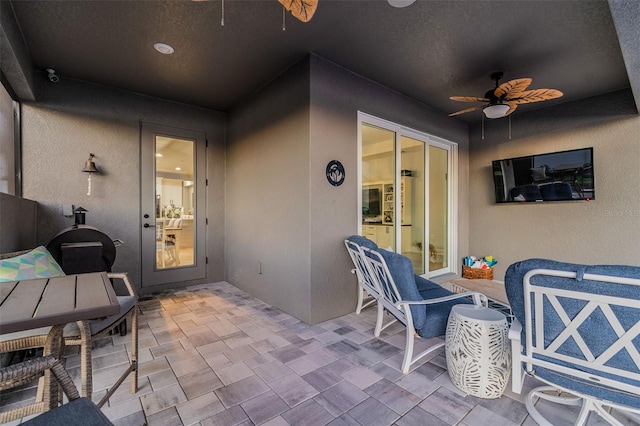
xmin=143 ymin=223 xmax=156 ymax=228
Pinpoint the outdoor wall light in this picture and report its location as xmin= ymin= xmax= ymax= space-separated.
xmin=82 ymin=153 xmax=99 ymax=196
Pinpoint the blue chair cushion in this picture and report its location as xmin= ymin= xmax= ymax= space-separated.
xmin=377 ymin=249 xmax=426 ymax=332
xmin=346 ymin=235 xmax=378 ymax=251
xmin=22 ymin=397 xmax=112 ymax=425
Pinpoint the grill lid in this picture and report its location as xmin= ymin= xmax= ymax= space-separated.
xmin=46 ymin=225 xmax=117 ymax=271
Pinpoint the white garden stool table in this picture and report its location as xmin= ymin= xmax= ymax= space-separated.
xmin=445 ymin=304 xmax=510 ymax=399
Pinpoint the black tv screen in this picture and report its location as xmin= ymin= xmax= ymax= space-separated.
xmin=492 ymin=148 xmax=594 ymax=203
xmin=362 ymin=186 xmax=381 ymax=217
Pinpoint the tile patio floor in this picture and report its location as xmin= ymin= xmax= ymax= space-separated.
xmin=1 ymin=281 xmax=635 ymax=425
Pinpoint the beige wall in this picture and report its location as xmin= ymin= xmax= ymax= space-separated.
xmin=226 ymin=59 xmax=312 ymax=321
xmin=468 ymin=90 xmax=640 ymax=280
xmin=19 ymin=76 xmax=226 ymax=294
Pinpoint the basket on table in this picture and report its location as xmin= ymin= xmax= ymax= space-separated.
xmin=462 ymin=265 xmax=494 ymax=280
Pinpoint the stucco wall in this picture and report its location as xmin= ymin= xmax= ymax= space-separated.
xmin=468 ymin=89 xmax=640 ymax=280
xmin=226 ymin=59 xmax=312 ymax=322
xmin=20 ymin=75 xmax=226 ymax=294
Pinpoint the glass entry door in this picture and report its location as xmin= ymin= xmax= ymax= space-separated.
xmin=141 ymin=122 xmax=206 ymax=287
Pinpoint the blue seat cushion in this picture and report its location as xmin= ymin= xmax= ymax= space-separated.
xmin=22 ymin=397 xmax=112 ymax=425
xmin=415 ymin=275 xmax=472 ymax=338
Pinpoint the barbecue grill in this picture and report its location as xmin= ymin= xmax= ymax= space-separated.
xmin=46 ymin=225 xmax=123 ymax=274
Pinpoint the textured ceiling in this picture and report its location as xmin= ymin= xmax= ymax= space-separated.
xmin=8 ymin=0 xmax=635 ymax=122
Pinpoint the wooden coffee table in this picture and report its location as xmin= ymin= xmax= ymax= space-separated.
xmin=449 ymin=278 xmax=510 ymax=307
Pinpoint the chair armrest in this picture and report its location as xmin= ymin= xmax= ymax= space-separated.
xmin=107 ymin=272 xmax=137 ymax=298
xmin=508 ymin=319 xmax=525 ymax=394
xmin=397 ymin=291 xmax=487 ymax=309
xmin=508 ymin=318 xmax=522 ymax=341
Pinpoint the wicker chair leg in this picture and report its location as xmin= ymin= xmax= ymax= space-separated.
xmin=76 ymin=320 xmax=93 ymax=400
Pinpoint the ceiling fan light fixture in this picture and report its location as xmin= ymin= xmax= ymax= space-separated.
xmin=388 ymin=0 xmax=416 ymax=8
xmin=483 ymin=104 xmax=510 ymax=119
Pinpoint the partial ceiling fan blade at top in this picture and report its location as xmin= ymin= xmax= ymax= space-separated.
xmin=507 ymin=88 xmax=564 ymax=104
xmin=449 ymin=96 xmax=490 ymax=103
xmin=278 ymin=0 xmax=318 ymax=22
xmin=449 ymin=105 xmax=484 ymax=116
xmin=495 ymin=78 xmax=532 ymax=99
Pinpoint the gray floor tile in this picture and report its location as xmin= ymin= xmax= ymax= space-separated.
xmin=146 ymin=406 xmax=183 ymax=426
xmin=281 ymin=399 xmax=336 ymax=426
xmin=253 ymin=360 xmax=294 ymax=383
xmin=178 ymin=368 xmax=223 ymax=399
xmin=347 ymin=397 xmax=400 ymax=426
xmin=314 ymin=380 xmax=369 ymax=417
xmin=364 ymin=379 xmax=422 ymax=416
xmin=176 ymin=391 xmax=225 ymax=426
xmin=240 ymin=390 xmax=289 ymax=424
xmin=215 ymin=375 xmax=270 ymax=408
xmin=141 ymin=383 xmax=188 ymax=416
xmin=418 ymin=386 xmax=475 ymax=424
xmin=199 ymin=405 xmax=249 ymax=426
xmin=269 ymin=373 xmax=319 ymax=408
xmin=4 ymin=281 xmax=534 ymax=426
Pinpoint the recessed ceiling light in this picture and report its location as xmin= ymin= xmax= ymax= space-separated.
xmin=175 ymin=167 xmax=182 ymax=171
xmin=155 ymin=153 xmax=163 ymax=157
xmin=388 ymin=0 xmax=416 ymax=7
xmin=154 ymin=43 xmax=174 ymax=55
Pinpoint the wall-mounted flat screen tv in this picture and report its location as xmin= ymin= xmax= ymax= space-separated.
xmin=492 ymin=147 xmax=594 ymax=203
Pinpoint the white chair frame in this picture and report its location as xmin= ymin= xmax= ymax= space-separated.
xmin=362 ymin=246 xmax=486 ymax=373
xmin=509 ymin=268 xmax=640 ymax=426
xmin=344 ymin=239 xmax=381 ymax=315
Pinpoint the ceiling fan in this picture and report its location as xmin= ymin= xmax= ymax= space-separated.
xmin=278 ymin=0 xmax=318 ymax=22
xmin=449 ymin=72 xmax=563 ymax=119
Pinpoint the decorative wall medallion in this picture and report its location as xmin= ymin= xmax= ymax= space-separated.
xmin=326 ymin=160 xmax=345 ymax=187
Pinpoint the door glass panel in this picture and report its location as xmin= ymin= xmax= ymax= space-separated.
xmin=401 ymin=136 xmax=424 ymax=274
xmin=429 ymin=146 xmax=448 ymax=271
xmin=155 ymin=136 xmax=195 ymax=269
xmin=361 ymin=124 xmax=395 ymax=251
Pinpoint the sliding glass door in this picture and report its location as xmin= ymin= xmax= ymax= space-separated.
xmin=359 ymin=113 xmax=456 ymax=277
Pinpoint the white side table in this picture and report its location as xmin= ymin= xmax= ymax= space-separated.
xmin=445 ymin=304 xmax=511 ymax=399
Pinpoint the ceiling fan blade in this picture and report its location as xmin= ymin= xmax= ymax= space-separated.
xmin=508 ymin=88 xmax=564 ymax=104
xmin=449 ymin=96 xmax=490 ymax=103
xmin=494 ymin=78 xmax=532 ymax=99
xmin=449 ymin=105 xmax=484 ymax=116
xmin=504 ymin=103 xmax=518 ymax=116
xmin=278 ymin=0 xmax=318 ymax=22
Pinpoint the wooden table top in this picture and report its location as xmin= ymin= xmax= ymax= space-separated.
xmin=450 ymin=278 xmax=510 ymax=307
xmin=0 ymin=272 xmax=119 ymax=334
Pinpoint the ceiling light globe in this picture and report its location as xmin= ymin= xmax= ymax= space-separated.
xmin=483 ymin=104 xmax=510 ymax=119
